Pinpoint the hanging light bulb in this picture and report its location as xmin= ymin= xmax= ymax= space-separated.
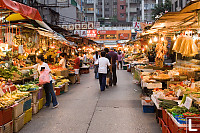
xmin=149 ymin=38 xmax=152 ymax=44
xmin=161 ymin=37 xmax=164 ymax=41
xmin=173 ymin=35 xmax=176 ymax=40
xmin=154 ymin=36 xmax=158 ymax=42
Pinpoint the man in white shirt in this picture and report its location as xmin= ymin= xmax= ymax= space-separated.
xmin=96 ymin=51 xmax=112 ymax=91
xmin=59 ymin=53 xmax=66 ymax=68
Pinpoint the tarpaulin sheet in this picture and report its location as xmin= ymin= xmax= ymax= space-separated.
xmin=0 ymin=0 xmax=42 ymax=21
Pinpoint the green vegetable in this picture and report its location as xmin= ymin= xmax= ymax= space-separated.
xmin=181 ymin=95 xmax=187 ymax=105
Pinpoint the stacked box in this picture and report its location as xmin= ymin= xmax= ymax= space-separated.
xmin=0 ymin=107 xmax=13 ymax=126
xmin=64 ymin=83 xmax=69 ymax=92
xmin=13 ymin=113 xmax=25 ymax=132
xmin=24 ymin=108 xmax=32 ymax=125
xmin=54 ymin=87 xmax=60 ymax=96
xmin=31 ymin=102 xmax=39 ymax=115
xmin=69 ymin=75 xmax=76 ymax=84
xmin=0 ymin=120 xmax=13 ymax=133
xmin=12 ymin=100 xmax=24 ymax=119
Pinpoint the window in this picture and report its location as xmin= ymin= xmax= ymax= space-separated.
xmin=113 ymin=2 xmax=117 ymax=5
xmin=106 ymin=2 xmax=109 ymax=5
xmin=175 ymin=1 xmax=178 ymax=11
xmin=98 ymin=2 xmax=102 ymax=5
xmin=179 ymin=0 xmax=182 ymax=8
xmin=105 ymin=8 xmax=109 ymax=11
xmin=88 ymin=8 xmax=94 ymax=11
xmin=120 ymin=0 xmax=124 ymax=1
xmin=144 ymin=4 xmax=148 ymax=10
xmin=120 ymin=5 xmax=124 ymax=10
xmin=120 ymin=13 xmax=124 ymax=18
xmin=151 ymin=4 xmax=155 ymax=9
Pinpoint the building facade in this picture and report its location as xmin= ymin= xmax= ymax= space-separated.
xmin=171 ymin=0 xmax=190 ymax=12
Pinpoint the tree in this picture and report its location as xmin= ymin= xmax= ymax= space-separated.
xmin=152 ymin=0 xmax=172 ymax=20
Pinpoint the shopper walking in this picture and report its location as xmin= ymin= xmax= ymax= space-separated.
xmin=95 ymin=51 xmax=111 ymax=91
xmin=118 ymin=51 xmax=123 ymax=69
xmin=93 ymin=51 xmax=100 ymax=79
xmin=59 ymin=53 xmax=66 ymax=68
xmin=104 ymin=48 xmax=112 ymax=87
xmin=21 ymin=54 xmax=59 ymax=108
xmin=74 ymin=53 xmax=81 ymax=84
xmin=108 ymin=47 xmax=118 ymax=86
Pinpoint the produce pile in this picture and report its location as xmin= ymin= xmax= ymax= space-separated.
xmin=55 ymin=79 xmax=70 ymax=87
xmin=0 ymin=90 xmax=30 ymax=109
xmin=159 ymin=98 xmax=178 ymax=109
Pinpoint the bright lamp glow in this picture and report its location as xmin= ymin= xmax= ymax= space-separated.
xmin=173 ymin=35 xmax=176 ymax=40
xmin=161 ymin=37 xmax=164 ymax=41
xmin=149 ymin=38 xmax=152 ymax=44
xmin=154 ymin=36 xmax=158 ymax=42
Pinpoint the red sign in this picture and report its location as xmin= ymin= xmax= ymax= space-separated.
xmin=97 ymin=30 xmax=117 ymax=35
xmin=87 ymin=30 xmax=97 ymax=37
xmin=119 ymin=33 xmax=129 ymax=40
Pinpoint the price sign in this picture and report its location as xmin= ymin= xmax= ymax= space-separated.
xmin=184 ymin=97 xmax=193 ymax=109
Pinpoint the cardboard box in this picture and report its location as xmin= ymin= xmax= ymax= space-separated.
xmin=14 ymin=113 xmax=25 ymax=132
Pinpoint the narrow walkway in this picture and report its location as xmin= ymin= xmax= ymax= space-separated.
xmin=20 ymin=70 xmax=161 ymax=133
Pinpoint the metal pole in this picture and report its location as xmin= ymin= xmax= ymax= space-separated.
xmin=141 ymin=0 xmax=144 ymax=22
xmin=102 ymin=0 xmax=105 ymax=18
xmin=94 ymin=0 xmax=96 ymax=21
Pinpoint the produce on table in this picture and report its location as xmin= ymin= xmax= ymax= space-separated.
xmin=15 ymin=84 xmax=39 ymax=92
xmin=159 ymin=98 xmax=178 ymax=109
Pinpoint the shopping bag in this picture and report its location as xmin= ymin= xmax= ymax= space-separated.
xmin=39 ymin=70 xmax=50 ymax=85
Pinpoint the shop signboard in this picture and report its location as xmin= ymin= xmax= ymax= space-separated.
xmin=75 ymin=24 xmax=81 ymax=30
xmin=80 ymin=30 xmax=87 ymax=37
xmin=69 ymin=24 xmax=74 ymax=30
xmin=119 ymin=33 xmax=129 ymax=40
xmin=97 ymin=30 xmax=117 ymax=35
xmin=82 ymin=23 xmax=87 ymax=29
xmin=87 ymin=30 xmax=97 ymax=37
xmin=74 ymin=30 xmax=81 ymax=35
xmin=88 ymin=22 xmax=94 ymax=29
xmin=95 ymin=22 xmax=100 ymax=28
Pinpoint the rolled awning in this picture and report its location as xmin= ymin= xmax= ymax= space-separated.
xmin=0 ymin=0 xmax=42 ymax=21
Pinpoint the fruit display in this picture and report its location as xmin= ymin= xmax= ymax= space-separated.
xmin=55 ymin=79 xmax=70 ymax=87
xmin=153 ymin=74 xmax=170 ymax=81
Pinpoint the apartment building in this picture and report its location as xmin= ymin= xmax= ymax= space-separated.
xmin=171 ymin=0 xmax=190 ymax=12
xmin=13 ymin=0 xmax=85 ymax=26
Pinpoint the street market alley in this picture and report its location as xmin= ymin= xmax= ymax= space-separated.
xmin=20 ymin=70 xmax=161 ymax=133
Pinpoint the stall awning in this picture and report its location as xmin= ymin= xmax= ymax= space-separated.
xmin=0 ymin=0 xmax=42 ymax=21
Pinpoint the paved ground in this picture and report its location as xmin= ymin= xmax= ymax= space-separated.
xmin=20 ymin=70 xmax=161 ymax=133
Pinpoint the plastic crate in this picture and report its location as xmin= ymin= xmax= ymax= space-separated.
xmin=143 ymin=105 xmax=155 ymax=113
xmin=0 ymin=120 xmax=13 ymax=133
xmin=60 ymin=91 xmax=65 ymax=95
xmin=167 ymin=114 xmax=174 ymax=133
xmin=31 ymin=102 xmax=39 ymax=115
xmin=42 ymin=89 xmax=46 ymax=99
xmin=0 ymin=107 xmax=13 ymax=126
xmin=23 ymin=96 xmax=32 ymax=112
xmin=54 ymin=87 xmax=60 ymax=96
xmin=37 ymin=88 xmax=43 ymax=100
xmin=38 ymin=98 xmax=43 ymax=110
xmin=12 ymin=99 xmax=24 ymax=119
xmin=24 ymin=108 xmax=32 ymax=125
xmin=13 ymin=113 xmax=25 ymax=132
xmin=162 ymin=108 xmax=168 ymax=126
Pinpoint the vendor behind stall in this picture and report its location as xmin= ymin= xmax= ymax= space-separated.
xmin=59 ymin=53 xmax=66 ymax=68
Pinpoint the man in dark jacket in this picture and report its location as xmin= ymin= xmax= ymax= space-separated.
xmin=108 ymin=47 xmax=118 ymax=86
xmin=104 ymin=48 xmax=112 ymax=87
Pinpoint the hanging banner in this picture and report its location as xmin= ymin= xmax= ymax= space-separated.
xmin=74 ymin=30 xmax=81 ymax=35
xmin=95 ymin=22 xmax=100 ymax=28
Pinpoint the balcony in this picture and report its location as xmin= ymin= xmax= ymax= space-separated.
xmin=128 ymin=0 xmax=139 ymax=4
xmin=126 ymin=7 xmax=137 ymax=13
xmin=85 ymin=10 xmax=94 ymax=13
